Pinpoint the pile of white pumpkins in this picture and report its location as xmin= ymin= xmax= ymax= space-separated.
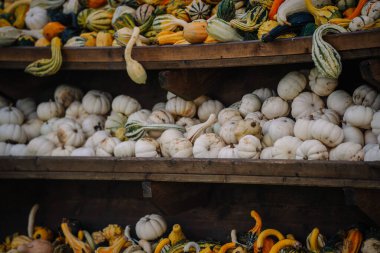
xmin=0 ymin=67 xmax=379 ymax=161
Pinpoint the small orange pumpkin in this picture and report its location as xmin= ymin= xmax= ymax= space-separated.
xmin=43 ymin=22 xmax=65 ymax=41
xmin=87 ymin=0 xmax=107 ymax=8
xmin=183 ymin=20 xmax=208 ymax=44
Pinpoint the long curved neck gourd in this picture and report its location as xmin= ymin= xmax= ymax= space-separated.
xmin=308 ymin=228 xmax=321 ymax=253
xmin=61 ymin=223 xmax=92 ymax=253
xmin=154 ymin=238 xmax=170 ymax=253
xmin=169 ymin=224 xmax=186 ymax=246
xmin=218 ymin=242 xmax=236 ymax=253
xmin=249 ymin=210 xmax=262 ymax=235
xmin=268 ymin=239 xmax=301 ymax=253
xmin=95 ymin=236 xmax=127 ymax=253
xmin=186 ymin=114 xmax=217 ymax=143
xmin=256 ymin=229 xmax=285 ymax=250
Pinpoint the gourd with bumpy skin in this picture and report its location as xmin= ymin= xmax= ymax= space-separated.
xmin=82 ymin=90 xmax=111 ymax=115
xmin=135 ymin=138 xmax=161 ymax=157
xmin=27 ymin=137 xmax=56 ymax=156
xmin=271 ymin=136 xmax=302 ymax=159
xmin=343 ymin=105 xmax=374 ymax=129
xmin=329 ymin=142 xmax=364 ymax=161
xmin=296 ymin=140 xmax=328 ymax=160
xmin=261 ymin=97 xmax=289 ymax=120
xmin=168 ymin=137 xmax=193 ymax=158
xmin=166 ymin=97 xmax=196 ymax=118
xmin=218 ymin=145 xmax=238 ymax=158
xmin=235 ymin=135 xmax=261 ymax=159
xmin=352 ymin=84 xmax=380 ymax=110
xmin=193 ymin=133 xmax=225 ymax=158
xmin=135 ymin=214 xmax=167 ymax=241
xmin=311 ymin=119 xmax=344 ymax=147
xmin=65 ymin=102 xmax=88 ymax=124
xmin=198 ymin=100 xmax=224 ymax=122
xmin=239 ymin=94 xmax=261 ymax=117
xmin=308 ymin=68 xmax=338 ymax=97
xmin=291 ymin=92 xmax=324 ymax=119
xmin=327 ymin=90 xmax=352 ymax=116
xmin=252 ymin=88 xmax=276 ymax=103
xmin=37 ymin=101 xmax=64 ymax=121
xmin=343 ymin=126 xmax=364 ymax=146
xmin=0 ymin=106 xmax=24 ymax=125
xmin=277 ymin=71 xmax=306 ymax=101
xmin=25 ymin=7 xmax=49 ymax=30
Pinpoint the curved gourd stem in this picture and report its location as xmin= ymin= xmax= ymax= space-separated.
xmin=61 ymin=223 xmax=92 ymax=253
xmin=230 ymin=230 xmax=238 ymax=244
xmin=27 ymin=204 xmax=39 ymax=238
xmin=124 ymin=27 xmax=139 ymax=62
xmin=256 ymin=229 xmax=285 ymax=251
xmin=154 ymin=238 xmax=170 ymax=253
xmin=249 ymin=210 xmax=262 ymax=235
xmin=184 ymin=242 xmax=200 ymax=253
xmin=218 ymin=242 xmax=236 ymax=253
xmin=186 ymin=114 xmax=217 ymax=143
xmin=268 ymin=239 xmax=301 ymax=253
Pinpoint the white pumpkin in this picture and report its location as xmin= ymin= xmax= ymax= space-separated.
xmin=294 ymin=118 xmax=314 ymax=141
xmin=245 ymin=111 xmax=265 ymax=122
xmin=82 ymin=90 xmax=111 ymax=115
xmin=277 ymin=71 xmax=307 ymax=101
xmin=16 ymin=98 xmax=36 ymax=117
xmin=10 ymin=144 xmax=28 ymax=156
xmin=364 ymin=144 xmax=378 ymax=153
xmin=57 ymin=121 xmax=85 ymax=147
xmin=135 ymin=138 xmax=161 ymax=157
xmin=311 ymin=119 xmax=344 ymax=147
xmin=159 ymin=129 xmax=184 ymax=157
xmin=65 ymin=101 xmax=88 ymax=124
xmin=152 ymin=102 xmax=166 ymax=111
xmin=343 ymin=126 xmax=364 ymax=146
xmin=362 ymin=0 xmax=380 ymax=19
xmin=261 ymin=97 xmax=289 ymax=119
xmin=219 ymin=120 xmax=240 ymax=144
xmin=25 ymin=7 xmax=49 ymax=30
xmin=55 ymin=85 xmax=83 ymax=108
xmin=370 ymin=111 xmax=380 ymax=135
xmin=219 ymin=119 xmax=261 ymax=145
xmin=166 ymin=97 xmax=196 ymax=118
xmin=310 ymin=109 xmax=340 ymax=125
xmin=252 ymin=88 xmax=276 ymax=103
xmin=0 ymin=142 xmax=12 ymax=156
xmin=329 ymin=142 xmax=364 ymax=161
xmin=260 ymin=147 xmax=274 ymax=159
xmin=291 ymin=92 xmax=324 ymax=119
xmin=82 ymin=114 xmax=105 ymax=137
xmin=0 ymin=124 xmax=27 ymax=144
xmin=112 ymin=95 xmax=142 ymax=116
xmin=327 ymin=90 xmax=353 ymax=116
xmin=193 ymin=133 xmax=225 ymax=158
xmin=22 ymin=118 xmax=43 ymax=141
xmin=262 ymin=117 xmax=295 ymax=147
xmin=105 ymin=111 xmax=128 ymax=133
xmin=235 ymin=135 xmax=262 ymax=159
xmin=45 ymin=132 xmax=60 ymax=146
xmin=63 ymin=0 xmax=81 ymax=14
xmin=37 ymin=101 xmax=64 ymax=121
xmin=127 ymin=109 xmax=151 ymax=124
xmin=51 ymin=118 xmax=75 ymax=132
xmin=218 ymin=108 xmax=242 ymax=125
xmin=271 ymin=136 xmax=302 ymax=159
xmin=238 ymin=94 xmax=261 ymax=117
xmin=193 ymin=95 xmax=210 ymax=106
xmin=27 ymin=137 xmax=56 ymax=156
xmin=168 ymin=137 xmax=193 ymax=158
xmin=114 ymin=140 xmax=136 ymax=157
xmin=295 ymin=140 xmax=328 ymax=160
xmin=0 ymin=106 xmax=24 ymax=125
xmin=71 ymin=147 xmax=95 ymax=156
xmin=343 ymin=105 xmax=374 ymax=129
xmin=197 ymin=100 xmax=224 ymax=122
xmin=364 ymin=130 xmax=378 ymax=145
xmin=85 ymin=130 xmax=110 ymax=148
xmin=96 ymin=137 xmax=121 ymax=156
xmin=364 ymin=145 xmax=380 ymax=161
xmin=148 ymin=110 xmax=175 ymax=124
xmin=40 ymin=117 xmax=58 ymax=135
xmin=135 ymin=214 xmax=167 ymax=241
xmin=176 ymin=117 xmax=200 ymax=128
xmin=217 ymin=145 xmax=238 ymax=158
xmin=308 ymin=68 xmax=338 ymax=96
xmin=51 ymin=145 xmax=75 ymax=156
xmin=352 ymin=84 xmax=380 ymax=110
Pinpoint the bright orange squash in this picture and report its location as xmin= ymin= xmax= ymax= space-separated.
xmin=87 ymin=0 xmax=108 ymax=8
xmin=43 ymin=22 xmax=65 ymax=41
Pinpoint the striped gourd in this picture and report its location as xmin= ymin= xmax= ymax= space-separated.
xmin=77 ymin=9 xmax=95 ymax=29
xmin=230 ymin=5 xmax=267 ymax=31
xmin=312 ymin=24 xmax=346 ymax=79
xmin=86 ymin=9 xmax=114 ymax=32
xmin=64 ymin=36 xmax=86 ymax=47
xmin=248 ymin=0 xmax=273 ymax=9
xmin=152 ymin=14 xmax=187 ymax=32
xmin=186 ymin=0 xmax=211 ymax=21
xmin=112 ymin=13 xmax=135 ymax=30
xmin=217 ymin=0 xmax=235 ymax=21
xmin=206 ymin=17 xmax=243 ymax=42
xmin=172 ymin=8 xmax=191 ymax=22
xmin=108 ymin=0 xmax=139 ymax=8
xmin=135 ymin=4 xmax=155 ymax=25
xmin=125 ymin=121 xmax=185 ymax=141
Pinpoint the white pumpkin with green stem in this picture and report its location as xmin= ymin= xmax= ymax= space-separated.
xmin=114 ymin=140 xmax=136 ymax=157
xmin=311 ymin=119 xmax=343 ymax=147
xmin=82 ymin=90 xmax=111 ymax=115
xmin=27 ymin=136 xmax=56 ymax=156
xmin=296 ymin=140 xmax=328 ymax=160
xmin=37 ymin=101 xmax=64 ymax=121
xmin=0 ymin=124 xmax=27 ymax=144
xmin=193 ymin=133 xmax=225 ymax=158
xmin=252 ymin=88 xmax=276 ymax=103
xmin=327 ymin=90 xmax=352 ymax=116
xmin=343 ymin=126 xmax=364 ymax=146
xmin=0 ymin=106 xmax=24 ymax=125
xmin=343 ymin=105 xmax=374 ymax=130
xmin=65 ymin=101 xmax=88 ymax=124
xmin=16 ymin=98 xmax=36 ymax=117
xmin=235 ymin=135 xmax=262 ymax=159
xmin=198 ymin=100 xmax=224 ymax=122
xmin=329 ymin=142 xmax=364 ymax=161
xmin=159 ymin=129 xmax=184 ymax=157
xmin=291 ymin=92 xmax=324 ymax=119
xmin=22 ymin=118 xmax=43 ymax=141
xmin=166 ymin=97 xmax=197 ymax=118
xmin=168 ymin=137 xmax=193 ymax=158
xmin=54 ymin=85 xmax=83 ymax=108
xmin=112 ymin=95 xmax=142 ymax=116
xmin=277 ymin=71 xmax=307 ymax=101
xmin=261 ymin=96 xmax=289 ymax=120
xmin=135 ymin=138 xmax=161 ymax=157
xmin=135 ymin=214 xmax=167 ymax=241
xmin=239 ymin=94 xmax=261 ymax=117
xmin=82 ymin=114 xmax=105 ymax=138
xmin=308 ymin=68 xmax=338 ymax=97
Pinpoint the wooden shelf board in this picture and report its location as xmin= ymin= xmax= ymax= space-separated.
xmin=0 ymin=157 xmax=379 ymax=189
xmin=0 ymin=30 xmax=379 ymax=70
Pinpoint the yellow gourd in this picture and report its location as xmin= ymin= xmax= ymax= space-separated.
xmin=183 ymin=20 xmax=208 ymax=43
xmin=168 ymin=224 xmax=186 ymax=245
xmin=204 ymin=35 xmax=219 ymax=43
xmin=156 ymin=31 xmax=185 ymax=45
xmin=13 ymin=4 xmax=29 ymax=29
xmin=33 ymin=226 xmax=53 ymax=241
xmin=81 ymin=32 xmax=97 ymax=47
xmin=96 ymin=31 xmax=113 ymax=47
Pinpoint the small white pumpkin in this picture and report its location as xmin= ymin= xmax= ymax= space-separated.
xmin=308 ymin=68 xmax=338 ymax=96
xmin=159 ymin=129 xmax=184 ymax=157
xmin=348 ymin=15 xmax=375 ymax=32
xmin=82 ymin=114 xmax=105 ymax=137
xmin=51 ymin=118 xmax=75 ymax=132
xmin=85 ymin=130 xmax=110 ymax=148
xmin=71 ymin=147 xmax=95 ymax=156
xmin=364 ymin=144 xmax=378 ymax=153
xmin=55 ymin=85 xmax=83 ymax=108
xmin=197 ymin=100 xmax=224 ymax=122
xmin=343 ymin=105 xmax=374 ymax=129
xmin=295 ymin=140 xmax=328 ymax=160
xmin=152 ymin=102 xmax=166 ymax=111
xmin=364 ymin=130 xmax=378 ymax=145
xmin=252 ymin=88 xmax=276 ymax=103
xmin=271 ymin=136 xmax=302 ymax=159
xmin=40 ymin=117 xmax=58 ymax=135
xmin=16 ymin=98 xmax=36 ymax=117
xmin=25 ymin=7 xmax=49 ymax=30
xmin=235 ymin=135 xmax=262 ymax=159
xmin=310 ymin=108 xmax=340 ymax=125
xmin=193 ymin=95 xmax=210 ymax=107
xmin=105 ymin=111 xmax=128 ymax=133
xmin=57 ymin=121 xmax=85 ymax=147
xmin=127 ymin=109 xmax=151 ymax=124
xmin=37 ymin=101 xmax=64 ymax=121
xmin=166 ymin=97 xmax=196 ymax=118
xmin=294 ymin=118 xmax=315 ymax=141
xmin=168 ymin=137 xmax=193 ymax=158
xmin=329 ymin=142 xmax=364 ymax=161
xmin=0 ymin=142 xmax=13 ymax=156
xmin=135 ymin=138 xmax=161 ymax=157
xmin=65 ymin=101 xmax=88 ymax=124
xmin=112 ymin=95 xmax=142 ymax=116
xmin=22 ymin=118 xmax=43 ymax=141
xmin=311 ymin=119 xmax=344 ymax=147
xmin=260 ymin=147 xmax=274 ymax=159
xmin=218 ymin=108 xmax=242 ymax=125
xmin=45 ymin=132 xmax=60 ymax=146
xmin=238 ymin=94 xmax=261 ymax=117
xmin=27 ymin=136 xmax=56 ymax=156
xmin=82 ymin=90 xmax=111 ymax=115
xmin=245 ymin=111 xmax=265 ymax=122
xmin=364 ymin=145 xmax=380 ymax=161
xmin=277 ymin=71 xmax=307 ymax=101
xmin=176 ymin=117 xmax=200 ymax=128
xmin=0 ymin=106 xmax=24 ymax=125
xmin=51 ymin=145 xmax=75 ymax=156
xmin=217 ymin=145 xmax=238 ymax=158
xmin=148 ymin=110 xmax=175 ymax=124
xmin=135 ymin=214 xmax=167 ymax=241
xmin=262 ymin=117 xmax=295 ymax=147
xmin=10 ymin=144 xmax=28 ymax=156
xmin=219 ymin=119 xmax=261 ymax=145
xmin=352 ymin=84 xmax=380 ymax=110
xmin=114 ymin=140 xmax=136 ymax=157
xmin=327 ymin=90 xmax=353 ymax=116
xmin=370 ymin=111 xmax=380 ymax=135
xmin=193 ymin=133 xmax=225 ymax=158
xmin=291 ymin=92 xmax=325 ymax=119
xmin=361 ymin=0 xmax=380 ymax=19
xmin=343 ymin=126 xmax=364 ymax=146
xmin=0 ymin=124 xmax=27 ymax=144
xmin=96 ymin=137 xmax=121 ymax=156
xmin=261 ymin=97 xmax=289 ymax=119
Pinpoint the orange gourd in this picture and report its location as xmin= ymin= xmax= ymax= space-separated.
xmin=343 ymin=7 xmax=355 ymax=18
xmin=43 ymin=22 xmax=65 ymax=41
xmin=183 ymin=20 xmax=208 ymax=44
xmin=342 ymin=228 xmax=363 ymax=253
xmin=81 ymin=32 xmax=97 ymax=46
xmin=87 ymin=0 xmax=108 ymax=8
xmin=96 ymin=31 xmax=113 ymax=47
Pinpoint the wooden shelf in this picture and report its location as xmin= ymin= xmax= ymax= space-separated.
xmin=0 ymin=157 xmax=379 ymax=189
xmin=0 ymin=30 xmax=379 ymax=70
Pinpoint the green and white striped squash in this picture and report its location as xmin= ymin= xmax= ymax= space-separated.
xmin=186 ymin=0 xmax=211 ymax=21
xmin=64 ymin=36 xmax=86 ymax=47
xmin=86 ymin=9 xmax=114 ymax=32
xmin=112 ymin=12 xmax=135 ymax=30
xmin=135 ymin=4 xmax=155 ymax=25
xmin=206 ymin=17 xmax=243 ymax=42
xmin=217 ymin=0 xmax=235 ymax=22
xmin=230 ymin=5 xmax=268 ymax=32
xmin=152 ymin=14 xmax=187 ymax=32
xmin=77 ymin=9 xmax=95 ymax=29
